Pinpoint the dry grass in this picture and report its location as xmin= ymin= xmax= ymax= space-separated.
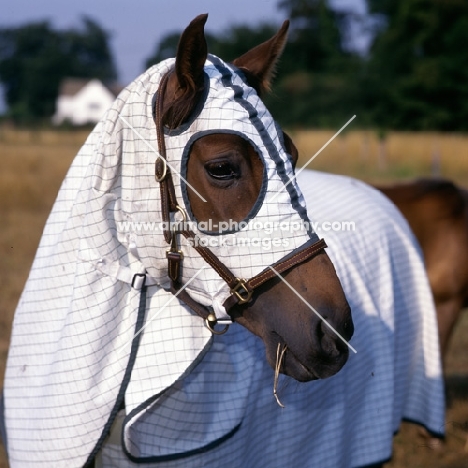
xmin=291 ymin=129 xmax=468 ymax=185
xmin=0 ymin=129 xmax=467 ymax=467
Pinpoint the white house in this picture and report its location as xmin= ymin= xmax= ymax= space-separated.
xmin=52 ymin=78 xmax=121 ymax=125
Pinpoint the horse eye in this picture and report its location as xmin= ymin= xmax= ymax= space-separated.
xmin=205 ymin=161 xmax=238 ymax=180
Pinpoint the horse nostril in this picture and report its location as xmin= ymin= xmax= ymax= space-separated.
xmin=317 ymin=321 xmax=341 ymax=359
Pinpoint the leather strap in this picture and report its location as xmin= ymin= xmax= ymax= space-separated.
xmin=222 ymin=238 xmax=327 ymax=311
xmin=170 ymin=282 xmax=212 ymax=320
xmin=154 ymin=71 xmax=178 ymax=244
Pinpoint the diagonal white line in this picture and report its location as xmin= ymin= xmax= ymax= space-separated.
xmin=268 ymin=115 xmax=356 ymax=203
xmin=117 ymin=266 xmax=207 ymax=355
xmin=118 ymin=114 xmax=207 ymax=203
xmin=269 ymin=266 xmax=357 ymax=354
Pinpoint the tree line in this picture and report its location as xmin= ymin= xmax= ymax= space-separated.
xmin=1 ymin=0 xmax=468 ymax=130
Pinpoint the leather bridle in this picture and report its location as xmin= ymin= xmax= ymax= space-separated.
xmin=154 ymin=71 xmax=327 ymax=334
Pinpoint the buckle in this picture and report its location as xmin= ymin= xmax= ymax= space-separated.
xmin=155 ymin=157 xmax=167 ymax=182
xmin=166 ymin=249 xmax=183 ymax=259
xmin=231 ymin=278 xmax=252 ymax=304
xmin=205 ymin=313 xmax=230 ymax=335
xmin=167 ymin=223 xmax=184 ymax=259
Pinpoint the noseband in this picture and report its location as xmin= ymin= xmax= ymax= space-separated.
xmin=154 ymin=71 xmax=327 ymax=334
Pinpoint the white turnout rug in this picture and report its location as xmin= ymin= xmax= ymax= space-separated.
xmin=2 ymin=56 xmax=444 ymax=468
xmin=103 ymin=170 xmax=444 ymax=468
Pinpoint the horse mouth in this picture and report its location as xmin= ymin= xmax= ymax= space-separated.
xmin=273 ymin=334 xmax=320 ymax=382
xmin=284 ymin=349 xmax=321 ymax=381
xmin=272 ymin=333 xmax=349 ymax=382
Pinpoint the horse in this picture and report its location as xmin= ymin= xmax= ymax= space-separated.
xmin=2 ymin=14 xmax=444 ymax=468
xmin=377 ymin=178 xmax=468 ymax=357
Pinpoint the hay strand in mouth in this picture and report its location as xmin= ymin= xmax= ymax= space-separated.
xmin=274 ymin=343 xmax=288 ymax=408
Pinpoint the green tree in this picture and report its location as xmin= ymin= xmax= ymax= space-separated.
xmin=365 ymin=0 xmax=468 ymax=130
xmin=63 ymin=17 xmax=116 ymax=82
xmin=277 ymin=0 xmax=348 ymax=73
xmin=0 ymin=17 xmax=116 ymax=123
xmin=267 ymin=0 xmax=362 ymax=127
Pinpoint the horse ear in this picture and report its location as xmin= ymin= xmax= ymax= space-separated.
xmin=232 ymin=20 xmax=289 ymax=96
xmin=175 ymin=14 xmax=208 ymax=93
xmin=162 ymin=14 xmax=208 ymax=128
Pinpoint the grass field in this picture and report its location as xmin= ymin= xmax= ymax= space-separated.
xmin=0 ymin=128 xmax=467 ymax=466
xmin=292 ymin=129 xmax=468 ymax=185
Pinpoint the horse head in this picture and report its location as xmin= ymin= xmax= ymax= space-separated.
xmin=145 ymin=14 xmax=353 ymax=382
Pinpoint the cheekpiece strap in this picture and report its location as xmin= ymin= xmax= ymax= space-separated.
xmin=222 ymin=238 xmax=327 ymax=312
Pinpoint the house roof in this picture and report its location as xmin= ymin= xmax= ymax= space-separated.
xmin=58 ymin=78 xmax=124 ymax=97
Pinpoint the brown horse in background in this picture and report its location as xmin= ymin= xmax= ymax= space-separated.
xmin=377 ymin=179 xmax=468 ymax=358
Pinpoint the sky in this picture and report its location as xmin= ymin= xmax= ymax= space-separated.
xmin=0 ymin=0 xmax=366 ymax=111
